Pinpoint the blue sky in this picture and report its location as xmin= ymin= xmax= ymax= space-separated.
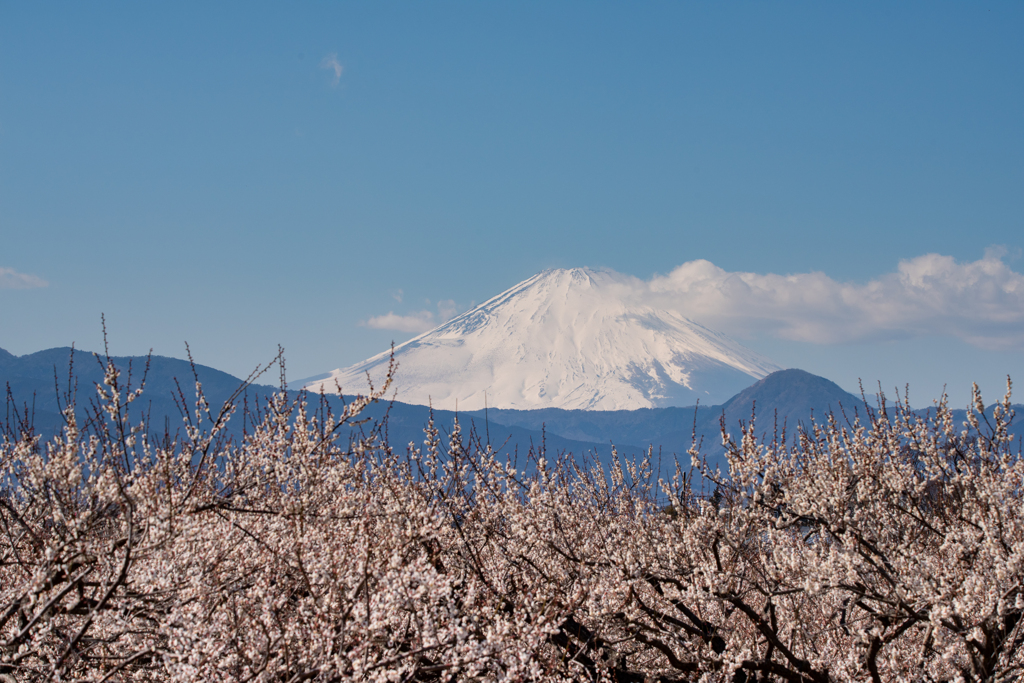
xmin=1 ymin=2 xmax=1022 ymax=406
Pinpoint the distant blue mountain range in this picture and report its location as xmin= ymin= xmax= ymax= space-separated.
xmin=3 ymin=347 xmax=1019 ymax=478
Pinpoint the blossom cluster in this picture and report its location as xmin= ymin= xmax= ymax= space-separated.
xmin=1 ymin=355 xmax=1021 ymax=682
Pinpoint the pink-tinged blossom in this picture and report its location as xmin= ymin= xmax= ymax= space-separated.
xmin=0 ymin=351 xmax=1021 ymax=681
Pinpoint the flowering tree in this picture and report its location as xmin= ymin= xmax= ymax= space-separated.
xmin=1 ymin=348 xmax=1020 ymax=681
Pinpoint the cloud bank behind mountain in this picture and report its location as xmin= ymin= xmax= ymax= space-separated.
xmin=642 ymin=248 xmax=1024 ymax=351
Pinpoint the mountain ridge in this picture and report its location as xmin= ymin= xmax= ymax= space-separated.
xmin=2 ymin=346 xmax=1018 ymax=476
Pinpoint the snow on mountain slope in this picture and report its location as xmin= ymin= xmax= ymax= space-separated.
xmin=302 ymin=268 xmax=781 ymax=410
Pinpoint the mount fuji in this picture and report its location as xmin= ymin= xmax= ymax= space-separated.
xmin=301 ymin=268 xmax=781 ymax=410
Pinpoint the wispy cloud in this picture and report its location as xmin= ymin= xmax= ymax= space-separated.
xmin=320 ymin=53 xmax=343 ymax=86
xmin=641 ymin=249 xmax=1024 ymax=351
xmin=363 ymin=311 xmax=435 ymax=334
xmin=363 ymin=300 xmax=464 ymax=335
xmin=0 ymin=267 xmax=47 ymax=290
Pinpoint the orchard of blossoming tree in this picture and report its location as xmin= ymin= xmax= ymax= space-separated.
xmin=1 ymin=348 xmax=1021 ymax=682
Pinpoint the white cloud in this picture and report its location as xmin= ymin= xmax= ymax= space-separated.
xmin=0 ymin=267 xmax=47 ymax=290
xmin=363 ymin=311 xmax=435 ymax=334
xmin=320 ymin=53 xmax=343 ymax=86
xmin=363 ymin=300 xmax=465 ymax=335
xmin=643 ymin=250 xmax=1024 ymax=351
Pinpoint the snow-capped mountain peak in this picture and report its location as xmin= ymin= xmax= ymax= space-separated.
xmin=303 ymin=267 xmax=781 ymax=410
